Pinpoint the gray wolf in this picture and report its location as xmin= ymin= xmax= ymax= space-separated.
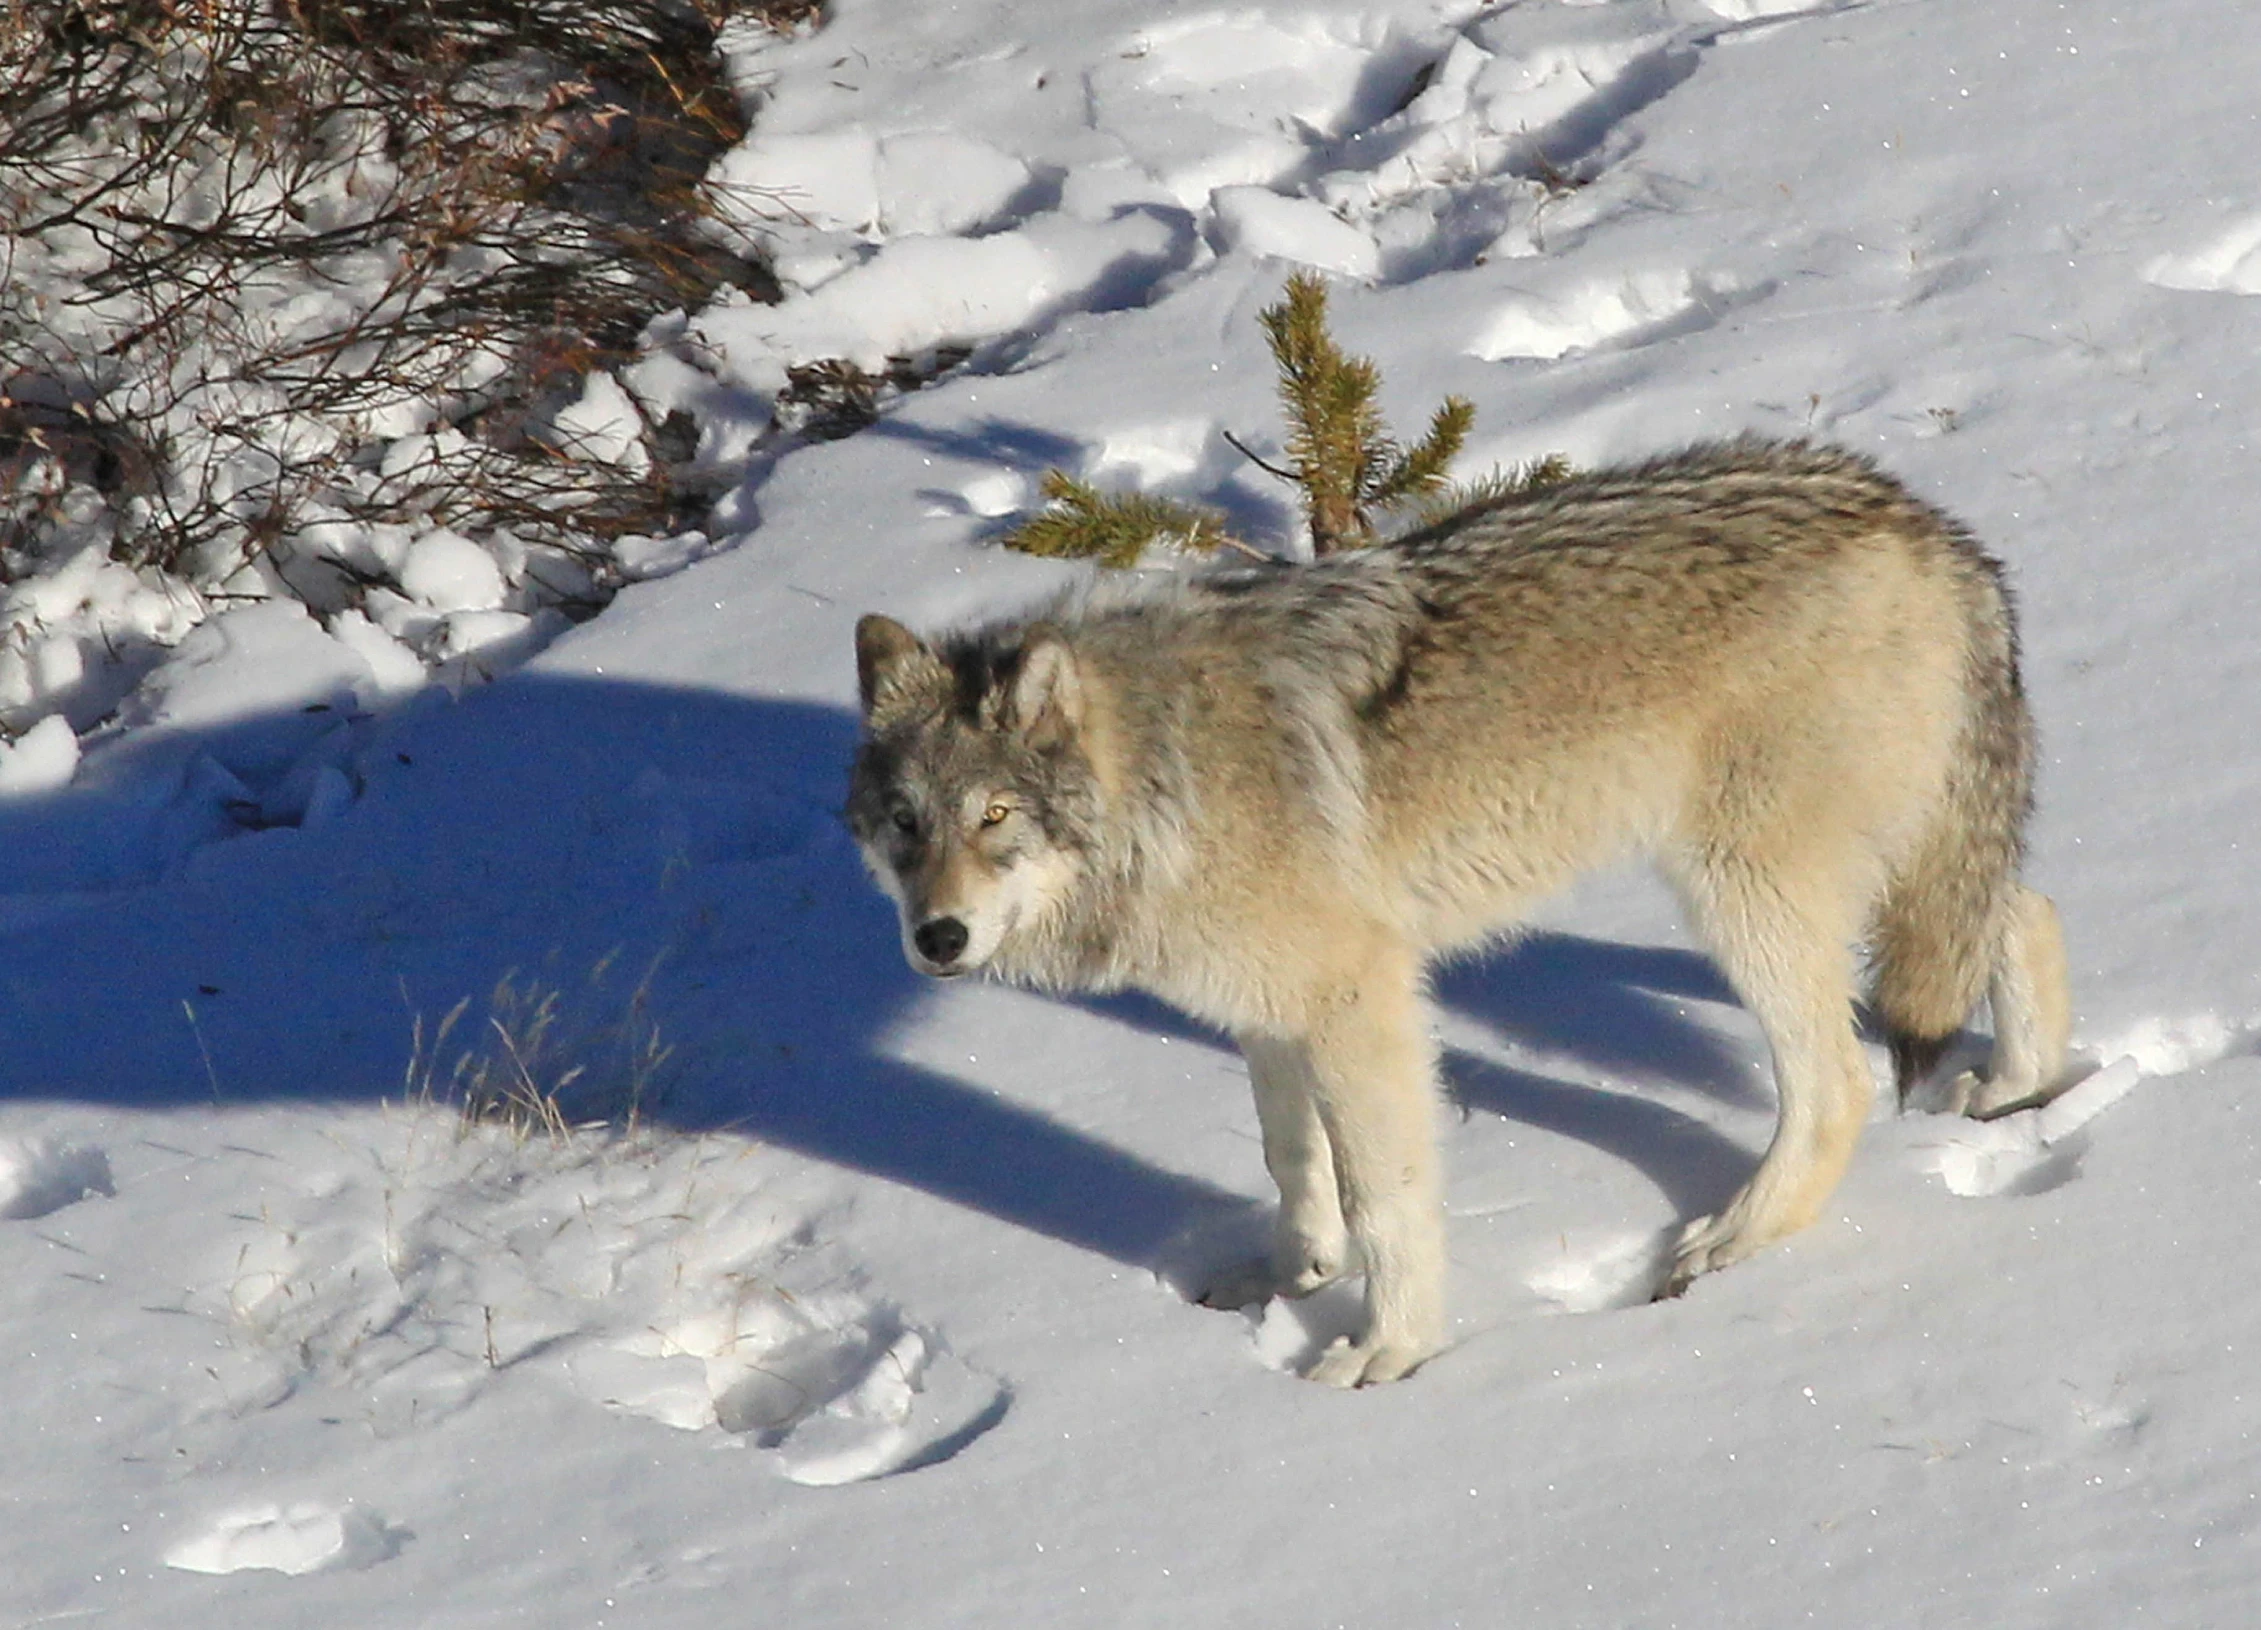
xmin=845 ymin=437 xmax=2071 ymax=1387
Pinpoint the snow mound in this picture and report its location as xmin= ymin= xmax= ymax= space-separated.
xmin=398 ymin=530 xmax=509 ymax=615
xmin=539 ymin=372 xmax=652 ymax=475
xmin=695 ymin=212 xmax=1190 ymax=391
xmin=0 ymin=715 xmax=80 ymax=797
xmin=1211 ymin=187 xmax=1382 ymax=279
xmin=570 ymin=1228 xmax=1009 ymax=1484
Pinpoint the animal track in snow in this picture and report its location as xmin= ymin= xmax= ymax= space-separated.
xmin=1526 ymin=1230 xmax=1675 ymax=1314
xmin=573 ymin=1293 xmax=1008 ymax=1487
xmin=0 ymin=1136 xmax=113 ymax=1219
xmin=1087 ymin=11 xmax=1433 ymax=204
xmin=1471 ymin=268 xmax=1736 ymax=360
xmin=1920 ymin=1122 xmax=2086 ymax=1199
xmin=2094 ymin=1011 xmax=2258 ymax=1077
xmin=193 ymin=1116 xmax=1007 ymax=1484
xmin=2142 ymin=216 xmax=2261 ymax=295
xmin=164 ymin=1501 xmax=405 ymax=1576
xmin=1309 ymin=3 xmax=1705 ymax=272
xmin=1247 ymin=1280 xmax=1369 ymax=1375
xmin=1242 ymin=1226 xmax=1671 ymax=1370
xmin=1695 ymin=0 xmax=1837 ymax=19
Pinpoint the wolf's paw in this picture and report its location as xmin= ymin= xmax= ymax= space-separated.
xmin=1193 ymin=1240 xmax=1344 ymax=1309
xmin=1659 ymin=1210 xmax=1764 ymax=1298
xmin=1950 ymin=1066 xmax=2074 ymax=1122
xmin=1304 ymin=1333 xmax=1434 ymax=1389
xmin=1277 ymin=1240 xmax=1347 ymax=1299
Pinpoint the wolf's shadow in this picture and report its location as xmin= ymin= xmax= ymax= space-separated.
xmin=0 ymin=674 xmax=1763 ymax=1270
xmin=1433 ymin=936 xmax=1762 ymax=1220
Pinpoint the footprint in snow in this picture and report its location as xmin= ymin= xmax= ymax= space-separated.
xmin=2142 ymin=216 xmax=2261 ymax=296
xmin=1247 ymin=1279 xmax=1370 ymax=1376
xmin=1469 ymin=269 xmax=1750 ymax=361
xmin=0 ymin=1136 xmax=113 ymax=1220
xmin=570 ymin=1302 xmax=1008 ymax=1487
xmin=1526 ymin=1230 xmax=1677 ymax=1314
xmin=164 ymin=1502 xmax=406 ymax=1576
xmin=1696 ymin=0 xmax=1839 ymax=19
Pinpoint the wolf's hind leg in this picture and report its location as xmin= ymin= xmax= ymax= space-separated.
xmin=1667 ymin=867 xmax=1873 ymax=1296
xmin=1954 ymin=886 xmax=2073 ymax=1119
xmin=1298 ymin=943 xmax=1448 ymax=1387
xmin=1197 ymin=1036 xmax=1350 ymax=1310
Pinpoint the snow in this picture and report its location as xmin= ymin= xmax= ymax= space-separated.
xmin=0 ymin=1134 xmax=113 ymax=1219
xmin=0 ymin=712 xmax=81 ymax=797
xmin=7 ymin=0 xmax=2261 ymax=1625
xmin=164 ymin=1501 xmax=405 ymax=1578
xmin=692 ymin=211 xmax=1191 ymax=390
xmin=397 ymin=531 xmax=510 ymax=616
xmin=1212 ymin=185 xmax=1386 ymax=279
xmin=539 ymin=375 xmax=653 ymax=477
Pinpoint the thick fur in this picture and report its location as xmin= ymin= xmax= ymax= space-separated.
xmin=846 ymin=437 xmax=2072 ymax=1386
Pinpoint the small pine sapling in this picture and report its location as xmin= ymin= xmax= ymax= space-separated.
xmin=1255 ymin=271 xmax=1475 ymax=554
xmin=1000 ymin=271 xmax=1571 ymax=566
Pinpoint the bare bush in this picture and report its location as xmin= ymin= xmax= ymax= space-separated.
xmin=0 ymin=0 xmax=775 ymax=635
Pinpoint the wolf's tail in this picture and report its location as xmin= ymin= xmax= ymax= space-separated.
xmin=1871 ymin=550 xmax=2067 ymax=1106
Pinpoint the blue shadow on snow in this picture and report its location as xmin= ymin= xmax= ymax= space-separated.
xmin=0 ymin=668 xmax=1762 ymax=1269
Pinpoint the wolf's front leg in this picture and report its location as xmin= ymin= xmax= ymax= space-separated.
xmin=1298 ymin=946 xmax=1447 ymax=1387
xmin=1199 ymin=1036 xmax=1351 ymax=1311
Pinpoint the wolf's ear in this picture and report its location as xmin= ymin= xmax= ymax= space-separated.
xmin=1011 ymin=629 xmax=1084 ymax=745
xmin=855 ymin=614 xmax=940 ymax=719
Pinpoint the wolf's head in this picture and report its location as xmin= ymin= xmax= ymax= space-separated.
xmin=845 ymin=613 xmax=1098 ymax=980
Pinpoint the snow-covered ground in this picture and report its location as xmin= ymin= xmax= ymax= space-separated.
xmin=8 ymin=0 xmax=2261 ymax=1623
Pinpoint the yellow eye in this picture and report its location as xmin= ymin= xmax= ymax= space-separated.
xmin=980 ymin=801 xmax=1011 ymax=827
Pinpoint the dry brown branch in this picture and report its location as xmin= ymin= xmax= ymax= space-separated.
xmin=0 ymin=0 xmax=775 ymax=616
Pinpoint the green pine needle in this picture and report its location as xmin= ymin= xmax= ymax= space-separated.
xmin=1001 ymin=469 xmax=1236 ymax=568
xmin=1251 ymin=273 xmax=1500 ymax=551
xmin=1371 ymin=395 xmax=1475 ymax=508
xmin=1002 ymin=275 xmax=1575 ymax=569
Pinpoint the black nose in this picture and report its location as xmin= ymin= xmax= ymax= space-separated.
xmin=913 ymin=916 xmax=969 ymax=967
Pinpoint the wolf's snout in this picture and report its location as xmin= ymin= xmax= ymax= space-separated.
xmin=913 ymin=916 xmax=970 ymax=968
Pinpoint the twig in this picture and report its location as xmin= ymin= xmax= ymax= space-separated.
xmin=182 ymin=998 xmax=224 ymax=1106
xmin=1221 ymin=427 xmax=1299 ymax=484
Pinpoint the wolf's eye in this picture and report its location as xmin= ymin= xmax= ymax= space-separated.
xmin=889 ymin=803 xmax=918 ymax=834
xmin=980 ymin=801 xmax=1011 ymax=828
